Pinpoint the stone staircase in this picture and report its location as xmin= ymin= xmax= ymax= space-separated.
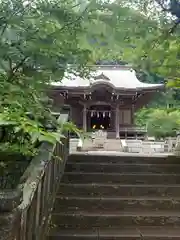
xmin=48 ymin=153 xmax=180 ymax=239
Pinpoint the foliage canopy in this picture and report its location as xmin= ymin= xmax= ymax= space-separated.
xmin=0 ymin=0 xmax=97 ymax=155
xmin=88 ymin=0 xmax=180 ymax=87
xmin=135 ymin=108 xmax=180 ymax=139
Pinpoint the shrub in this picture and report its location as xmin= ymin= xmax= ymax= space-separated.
xmin=147 ymin=109 xmax=180 ymax=139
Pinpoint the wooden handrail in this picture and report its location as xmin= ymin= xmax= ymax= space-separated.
xmin=0 ymin=113 xmax=69 ymax=240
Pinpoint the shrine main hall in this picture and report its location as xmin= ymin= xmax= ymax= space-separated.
xmin=50 ymin=65 xmax=164 ymax=139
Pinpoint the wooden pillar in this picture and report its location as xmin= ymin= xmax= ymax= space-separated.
xmin=131 ymin=104 xmax=134 ymax=125
xmin=115 ymin=105 xmax=120 ymax=139
xmin=83 ymin=105 xmax=87 ymax=132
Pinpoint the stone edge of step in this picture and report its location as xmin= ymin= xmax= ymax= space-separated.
xmin=48 ymin=227 xmax=180 ymax=238
xmin=63 ymin=172 xmax=180 ymax=176
xmin=59 ymin=183 xmax=180 ymax=187
xmin=55 ymin=195 xmax=180 ymax=201
xmin=66 ymin=163 xmax=180 ymax=167
xmin=52 ymin=210 xmax=180 ymax=217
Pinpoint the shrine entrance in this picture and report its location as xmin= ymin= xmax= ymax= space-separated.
xmin=90 ymin=111 xmax=111 ymax=130
xmin=88 ymin=105 xmax=111 ymax=130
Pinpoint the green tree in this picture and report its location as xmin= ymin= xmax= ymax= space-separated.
xmin=115 ymin=0 xmax=180 ymax=85
xmin=147 ymin=109 xmax=180 ymax=139
xmin=0 ymin=0 xmax=97 ymax=155
xmin=85 ymin=1 xmax=180 ymax=87
xmin=84 ymin=2 xmax=160 ymax=64
xmin=135 ymin=108 xmax=180 ymax=139
xmin=135 ymin=108 xmax=154 ymax=128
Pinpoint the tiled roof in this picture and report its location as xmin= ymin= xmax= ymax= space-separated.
xmin=51 ymin=66 xmax=164 ymax=90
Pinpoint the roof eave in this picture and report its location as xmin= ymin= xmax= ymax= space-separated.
xmin=50 ymin=83 xmax=165 ymax=91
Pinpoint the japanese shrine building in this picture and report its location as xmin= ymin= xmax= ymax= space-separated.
xmin=50 ymin=65 xmax=164 ymax=138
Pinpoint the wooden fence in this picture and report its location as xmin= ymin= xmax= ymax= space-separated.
xmin=0 ymin=113 xmax=69 ymax=240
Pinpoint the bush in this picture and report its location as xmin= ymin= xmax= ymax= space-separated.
xmin=135 ymin=108 xmax=180 ymax=139
xmin=135 ymin=108 xmax=155 ymax=128
xmin=147 ymin=109 xmax=180 ymax=139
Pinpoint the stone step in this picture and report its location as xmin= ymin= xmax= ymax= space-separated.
xmin=54 ymin=196 xmax=180 ymax=212
xmin=62 ymin=172 xmax=180 ymax=184
xmin=66 ymin=162 xmax=180 ymax=173
xmin=58 ymin=183 xmax=180 ymax=197
xmin=50 ymin=153 xmax=180 ymax=239
xmin=103 ymin=140 xmax=122 ymax=151
xmin=48 ymin=227 xmax=180 ymax=239
xmin=51 ymin=210 xmax=180 ymax=228
xmin=68 ymin=154 xmax=178 ymax=164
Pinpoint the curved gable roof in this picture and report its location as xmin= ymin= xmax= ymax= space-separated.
xmin=51 ymin=65 xmax=164 ymax=90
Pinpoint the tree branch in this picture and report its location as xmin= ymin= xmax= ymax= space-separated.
xmin=7 ymin=57 xmax=13 ymax=71
xmin=1 ymin=22 xmax=8 ymax=37
xmin=169 ymin=18 xmax=180 ymax=33
xmin=59 ymin=5 xmax=89 ymax=32
xmin=71 ymin=3 xmax=82 ymax=9
xmin=8 ymin=56 xmax=28 ymax=81
xmin=0 ymin=0 xmax=36 ymax=37
xmin=45 ymin=0 xmax=95 ymax=39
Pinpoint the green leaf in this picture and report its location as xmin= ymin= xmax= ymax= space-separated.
xmin=38 ymin=135 xmax=57 ymax=145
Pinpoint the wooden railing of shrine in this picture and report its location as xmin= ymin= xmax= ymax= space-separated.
xmin=0 ymin=113 xmax=69 ymax=240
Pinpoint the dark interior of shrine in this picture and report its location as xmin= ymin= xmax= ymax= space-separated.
xmin=90 ymin=112 xmax=110 ymax=130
